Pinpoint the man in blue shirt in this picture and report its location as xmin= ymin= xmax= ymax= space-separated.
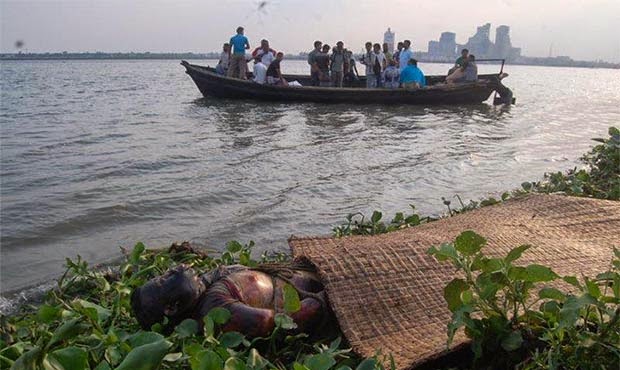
xmin=400 ymin=58 xmax=426 ymax=89
xmin=228 ymin=26 xmax=250 ymax=79
xmin=398 ymin=40 xmax=413 ymax=72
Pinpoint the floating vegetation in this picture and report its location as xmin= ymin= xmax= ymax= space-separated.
xmin=0 ymin=242 xmax=396 ymax=370
xmin=429 ymin=230 xmax=620 ymax=369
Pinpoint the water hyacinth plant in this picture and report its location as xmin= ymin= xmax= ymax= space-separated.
xmin=428 ymin=230 xmax=620 ymax=369
xmin=0 ymin=241 xmax=395 ymax=370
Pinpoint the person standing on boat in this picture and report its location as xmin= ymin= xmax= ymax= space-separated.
xmin=398 ymin=40 xmax=413 ymax=72
xmin=216 ymin=43 xmax=230 ymax=75
xmin=343 ymin=49 xmax=359 ymax=86
xmin=266 ymin=52 xmax=288 ymax=86
xmin=228 ymin=26 xmax=251 ymax=79
xmin=315 ymin=44 xmax=332 ymax=87
xmin=251 ymin=39 xmax=276 ymax=67
xmin=360 ymin=42 xmax=376 ymax=88
xmin=330 ymin=41 xmax=347 ymax=88
xmin=372 ymin=43 xmax=387 ymax=88
xmin=400 ymin=58 xmax=426 ymax=89
xmin=383 ymin=43 xmax=393 ymax=64
xmin=307 ymin=40 xmax=322 ymax=86
xmin=393 ymin=41 xmax=404 ymax=68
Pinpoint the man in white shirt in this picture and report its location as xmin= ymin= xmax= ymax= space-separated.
xmin=252 ymin=58 xmax=267 ymax=84
xmin=398 ymin=40 xmax=413 ymax=72
xmin=372 ymin=43 xmax=387 ymax=87
xmin=251 ymin=39 xmax=276 ymax=67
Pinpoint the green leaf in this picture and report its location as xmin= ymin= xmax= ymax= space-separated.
xmin=558 ymin=294 xmax=598 ymax=328
xmin=505 ymin=245 xmax=530 ymax=264
xmin=371 ymin=211 xmax=382 ymax=224
xmin=224 ymin=357 xmax=246 ymax=370
xmin=355 ymin=358 xmax=377 ymax=370
xmin=444 ymin=279 xmax=469 ymax=312
xmin=427 ymin=243 xmax=458 ymax=262
xmin=283 ymin=284 xmax=302 ymax=314
xmin=130 ymin=242 xmax=145 ymax=264
xmin=500 ymin=331 xmax=523 ymax=351
xmin=175 ymin=319 xmax=199 ymax=338
xmin=11 ymin=347 xmax=42 ymax=370
xmin=208 ymin=308 xmax=231 ymax=325
xmin=94 ymin=361 xmax=112 ymax=370
xmin=585 ymin=278 xmax=601 ymax=298
xmin=563 ymin=275 xmax=581 ymax=288
xmin=74 ymin=299 xmax=111 ymax=323
xmin=524 ymin=264 xmax=559 ymax=282
xmin=115 ymin=339 xmax=171 ymax=370
xmin=48 ymin=318 xmax=89 ymax=348
xmin=163 ymin=353 xmax=183 ymax=362
xmin=226 ymin=241 xmax=243 ymax=253
xmin=477 ymin=258 xmax=503 ymax=273
xmin=303 ymin=353 xmax=336 ymax=370
xmin=274 ymin=314 xmax=297 ymax=330
xmin=293 ymin=363 xmax=310 ymax=370
xmin=538 ymin=287 xmax=566 ymax=302
xmin=203 ymin=316 xmax=215 ymax=337
xmin=405 ymin=214 xmax=420 ymax=226
xmin=190 ymin=350 xmax=222 ymax=370
xmin=219 ymin=332 xmax=244 ymax=348
xmin=45 ymin=346 xmax=88 ymax=370
xmin=125 ymin=332 xmax=165 ymax=348
xmin=246 ymin=349 xmax=268 ymax=370
xmin=37 ymin=305 xmax=61 ymax=324
xmin=454 ymin=231 xmax=486 ymax=256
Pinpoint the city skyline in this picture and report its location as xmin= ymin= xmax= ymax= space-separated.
xmin=2 ymin=0 xmax=620 ymax=63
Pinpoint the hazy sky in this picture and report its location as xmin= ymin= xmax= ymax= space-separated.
xmin=2 ymin=0 xmax=620 ymax=62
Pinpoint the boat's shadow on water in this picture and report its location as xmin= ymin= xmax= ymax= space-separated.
xmin=187 ymin=97 xmax=513 ymax=133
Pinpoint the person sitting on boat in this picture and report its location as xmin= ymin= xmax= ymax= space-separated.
xmin=216 ymin=43 xmax=230 ymax=75
xmin=448 ymin=48 xmax=469 ymax=75
xmin=131 ymin=247 xmax=332 ymax=337
xmin=228 ymin=26 xmax=251 ymax=80
xmin=398 ymin=40 xmax=413 ymax=72
xmin=266 ymin=52 xmax=288 ymax=86
xmin=400 ymin=58 xmax=426 ymax=89
xmin=251 ymin=39 xmax=276 ymax=67
xmin=330 ymin=41 xmax=347 ymax=88
xmin=383 ymin=59 xmax=400 ymax=89
xmin=463 ymin=54 xmax=478 ymax=82
xmin=307 ymin=40 xmax=323 ymax=86
xmin=446 ymin=55 xmax=477 ymax=84
xmin=252 ymin=57 xmax=267 ymax=84
xmin=393 ymin=41 xmax=404 ymax=69
xmin=315 ymin=44 xmax=332 ymax=87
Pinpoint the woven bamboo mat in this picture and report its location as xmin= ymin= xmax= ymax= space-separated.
xmin=289 ymin=194 xmax=620 ymax=369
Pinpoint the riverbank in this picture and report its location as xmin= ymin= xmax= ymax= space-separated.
xmin=1 ymin=128 xmax=617 ymax=369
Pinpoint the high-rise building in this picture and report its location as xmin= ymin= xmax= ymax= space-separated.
xmin=427 ymin=32 xmax=457 ymax=59
xmin=492 ymin=25 xmax=521 ymax=60
xmin=463 ymin=23 xmax=494 ymax=58
xmin=384 ymin=28 xmax=395 ymax=53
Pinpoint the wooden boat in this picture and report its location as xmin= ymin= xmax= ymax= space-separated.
xmin=181 ymin=61 xmax=514 ymax=105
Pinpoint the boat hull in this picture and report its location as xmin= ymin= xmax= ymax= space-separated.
xmin=181 ymin=62 xmax=507 ymax=105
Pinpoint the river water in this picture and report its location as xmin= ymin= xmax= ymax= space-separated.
xmin=1 ymin=59 xmax=619 ymax=308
